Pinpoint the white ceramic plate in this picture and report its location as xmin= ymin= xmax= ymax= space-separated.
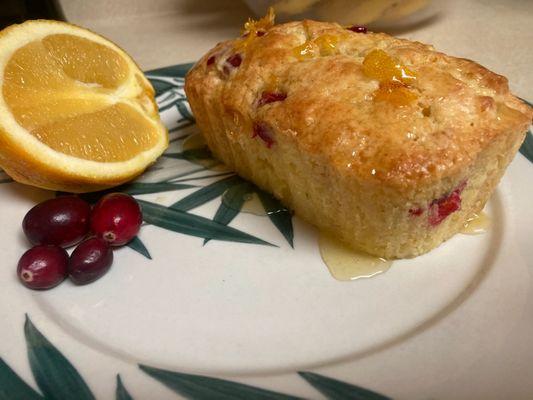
xmin=1 ymin=64 xmax=532 ymax=400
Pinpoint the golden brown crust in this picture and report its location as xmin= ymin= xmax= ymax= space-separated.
xmin=186 ymin=19 xmax=532 ymax=190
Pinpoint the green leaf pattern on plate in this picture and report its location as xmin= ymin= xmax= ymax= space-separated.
xmin=140 ymin=364 xmax=303 ymax=400
xmin=126 ymin=236 xmax=152 ymax=260
xmin=170 ymin=175 xmax=244 ymax=212
xmin=62 ymin=182 xmax=196 ymax=204
xmin=204 ymin=181 xmax=255 ymax=245
xmin=24 ymin=315 xmax=95 ymax=400
xmin=298 ymin=372 xmax=392 ymax=400
xmin=139 ymin=199 xmax=274 ymax=246
xmin=518 ymin=99 xmax=533 ymax=163
xmin=115 ymin=375 xmax=134 ymax=400
xmin=257 ymin=189 xmax=294 ymax=248
xmin=519 ymin=129 xmax=533 ymax=163
xmin=2 ymin=316 xmax=393 ymax=399
xmin=0 ymin=358 xmax=43 ymax=400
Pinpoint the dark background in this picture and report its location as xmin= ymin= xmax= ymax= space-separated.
xmin=0 ymin=0 xmax=64 ymax=29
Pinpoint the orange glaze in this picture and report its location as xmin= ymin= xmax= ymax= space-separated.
xmin=362 ymin=49 xmax=417 ymax=105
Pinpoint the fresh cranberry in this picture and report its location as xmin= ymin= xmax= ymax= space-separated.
xmin=252 ymin=122 xmax=275 ymax=148
xmin=206 ymin=55 xmax=216 ymax=66
xmin=90 ymin=193 xmax=142 ymax=246
xmin=69 ymin=238 xmax=113 ymax=285
xmin=348 ymin=25 xmax=367 ymax=33
xmin=409 ymin=207 xmax=423 ymax=216
xmin=222 ymin=54 xmax=242 ymax=76
xmin=17 ymin=245 xmax=69 ymax=290
xmin=258 ymin=91 xmax=287 ymax=106
xmin=22 ymin=196 xmax=91 ymax=248
xmin=428 ymin=181 xmax=467 ymax=226
xmin=226 ymin=53 xmax=242 ymax=68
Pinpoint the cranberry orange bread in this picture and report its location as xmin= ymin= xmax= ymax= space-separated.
xmin=185 ymin=12 xmax=532 ymax=258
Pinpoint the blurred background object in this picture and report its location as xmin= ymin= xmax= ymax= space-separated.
xmin=243 ymin=0 xmax=443 ymax=30
xmin=0 ymin=0 xmax=64 ymax=29
xmin=2 ymin=0 xmax=531 ymax=101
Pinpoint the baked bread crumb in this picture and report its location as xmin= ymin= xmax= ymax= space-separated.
xmin=185 ymin=13 xmax=532 ymax=258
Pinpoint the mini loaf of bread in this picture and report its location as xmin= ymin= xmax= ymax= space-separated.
xmin=185 ymin=12 xmax=532 ymax=258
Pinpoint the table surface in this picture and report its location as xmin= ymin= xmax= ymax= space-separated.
xmin=60 ymin=0 xmax=532 ymax=102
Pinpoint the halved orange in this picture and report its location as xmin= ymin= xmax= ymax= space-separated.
xmin=0 ymin=20 xmax=168 ymax=192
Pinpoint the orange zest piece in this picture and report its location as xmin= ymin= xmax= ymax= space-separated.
xmin=362 ymin=49 xmax=417 ymax=106
xmin=242 ymin=7 xmax=275 ymax=35
xmin=362 ymin=49 xmax=416 ymax=84
xmin=236 ymin=7 xmax=276 ymax=51
xmin=374 ymin=81 xmax=418 ymax=106
xmin=293 ymin=34 xmax=340 ymax=60
xmin=314 ymin=34 xmax=339 ymax=56
xmin=293 ymin=41 xmax=318 ymax=59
